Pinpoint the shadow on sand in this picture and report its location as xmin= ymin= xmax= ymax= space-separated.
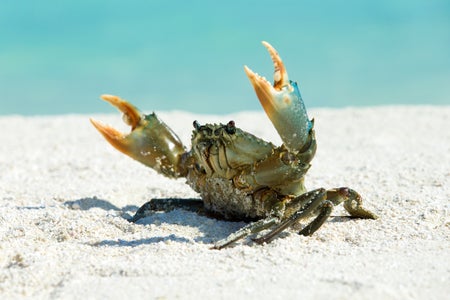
xmin=64 ymin=196 xmax=139 ymax=212
xmin=64 ymin=196 xmax=245 ymax=247
xmin=64 ymin=197 xmax=357 ymax=247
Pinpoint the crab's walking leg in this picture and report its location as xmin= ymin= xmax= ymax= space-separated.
xmin=128 ymin=198 xmax=204 ymax=223
xmin=253 ymin=189 xmax=328 ymax=244
xmin=211 ymin=217 xmax=280 ymax=250
xmin=254 ymin=188 xmax=378 ymax=245
xmin=300 ymin=188 xmax=378 ymax=235
xmin=297 ymin=201 xmax=333 ymax=236
xmin=341 ymin=188 xmax=379 ymax=219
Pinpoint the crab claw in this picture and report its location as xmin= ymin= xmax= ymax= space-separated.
xmin=90 ymin=95 xmax=186 ymax=178
xmin=244 ymin=41 xmax=312 ymax=153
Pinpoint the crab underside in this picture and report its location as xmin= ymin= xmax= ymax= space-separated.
xmin=91 ymin=41 xmax=378 ymax=249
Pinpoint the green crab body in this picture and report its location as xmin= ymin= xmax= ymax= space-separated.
xmin=91 ymin=41 xmax=378 ymax=249
xmin=187 ymin=123 xmax=275 ymax=220
xmin=186 ymin=122 xmax=311 ymax=221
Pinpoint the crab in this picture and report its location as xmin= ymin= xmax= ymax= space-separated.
xmin=90 ymin=41 xmax=378 ymax=249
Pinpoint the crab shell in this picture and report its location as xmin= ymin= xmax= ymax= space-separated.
xmin=90 ymin=41 xmax=316 ymax=220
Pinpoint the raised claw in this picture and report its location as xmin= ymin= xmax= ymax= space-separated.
xmin=90 ymin=94 xmax=142 ymax=140
xmin=90 ymin=95 xmax=186 ymax=178
xmin=244 ymin=41 xmax=312 ymax=153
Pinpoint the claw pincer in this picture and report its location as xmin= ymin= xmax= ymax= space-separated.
xmin=91 ymin=41 xmax=377 ymax=249
xmin=90 ymin=95 xmax=186 ymax=178
xmin=244 ymin=41 xmax=312 ymax=153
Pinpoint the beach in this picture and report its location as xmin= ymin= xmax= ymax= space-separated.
xmin=1 ymin=106 xmax=449 ymax=299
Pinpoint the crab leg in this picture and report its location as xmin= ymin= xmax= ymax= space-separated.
xmin=253 ymin=189 xmax=328 ymax=244
xmin=254 ymin=188 xmax=378 ymax=245
xmin=90 ymin=95 xmax=187 ymax=178
xmin=128 ymin=198 xmax=204 ymax=223
xmin=245 ymin=41 xmax=313 ymax=153
xmin=212 ymin=217 xmax=280 ymax=250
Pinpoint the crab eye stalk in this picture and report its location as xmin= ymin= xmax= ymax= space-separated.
xmin=193 ymin=120 xmax=201 ymax=130
xmin=226 ymin=120 xmax=236 ymax=134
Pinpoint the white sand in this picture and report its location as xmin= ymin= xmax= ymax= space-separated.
xmin=1 ymin=106 xmax=449 ymax=299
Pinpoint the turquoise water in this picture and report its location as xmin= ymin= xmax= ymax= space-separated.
xmin=1 ymin=0 xmax=449 ymax=115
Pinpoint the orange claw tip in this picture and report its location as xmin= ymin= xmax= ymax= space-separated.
xmin=100 ymin=94 xmax=120 ymax=102
xmin=89 ymin=118 xmax=125 ymax=141
xmin=243 ymin=65 xmax=270 ymax=88
xmin=261 ymin=41 xmax=289 ymax=90
xmin=98 ymin=94 xmax=142 ymax=129
xmin=261 ymin=41 xmax=278 ymax=61
xmin=99 ymin=94 xmax=126 ymax=109
xmin=243 ymin=64 xmax=278 ymax=119
xmin=243 ymin=65 xmax=256 ymax=82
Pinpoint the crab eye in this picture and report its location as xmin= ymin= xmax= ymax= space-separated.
xmin=193 ymin=120 xmax=201 ymax=130
xmin=226 ymin=120 xmax=236 ymax=134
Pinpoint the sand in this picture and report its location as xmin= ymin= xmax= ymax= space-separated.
xmin=0 ymin=106 xmax=449 ymax=299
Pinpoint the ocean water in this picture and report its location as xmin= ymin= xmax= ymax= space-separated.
xmin=0 ymin=0 xmax=449 ymax=116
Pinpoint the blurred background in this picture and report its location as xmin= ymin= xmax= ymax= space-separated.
xmin=0 ymin=0 xmax=449 ymax=115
